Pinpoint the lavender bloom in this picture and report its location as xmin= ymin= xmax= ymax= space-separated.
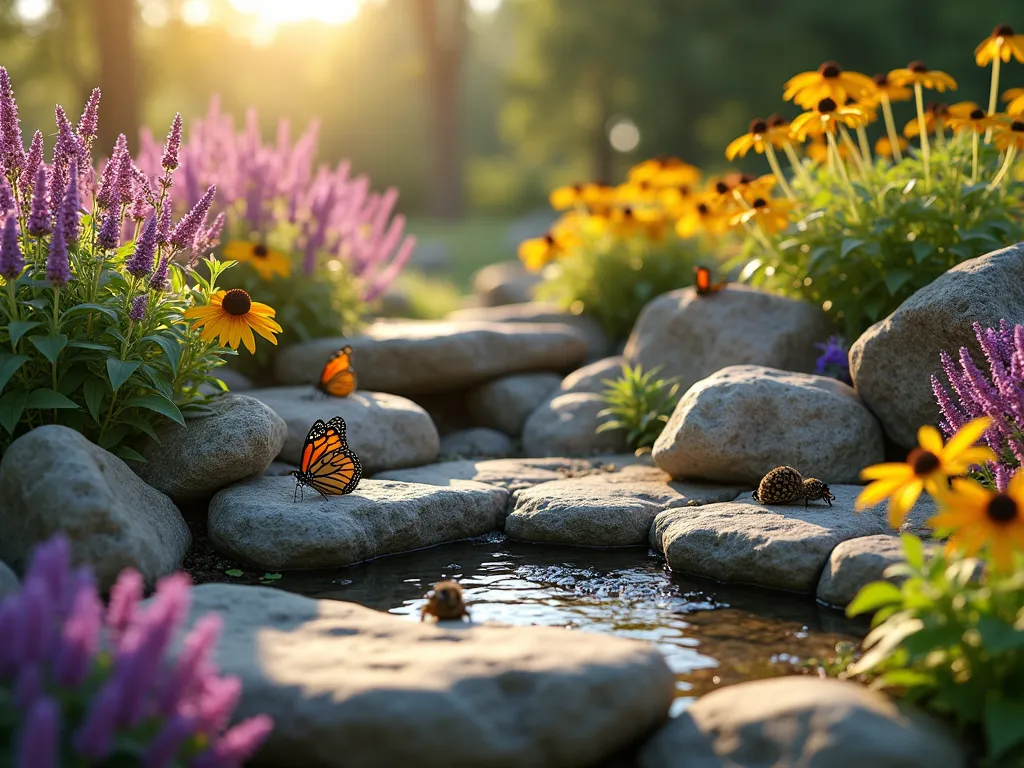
xmin=814 ymin=335 xmax=852 ymax=385
xmin=45 ymin=222 xmax=70 ymax=287
xmin=96 ymin=212 xmax=121 ymax=250
xmin=144 ymin=714 xmax=197 ymax=768
xmin=125 ymin=215 xmax=158 ymax=278
xmin=112 ymin=134 xmax=134 ymax=207
xmin=0 ymin=66 xmax=26 ymax=175
xmin=59 ymin=160 xmax=81 ymax=243
xmin=18 ymin=130 xmax=44 ymax=204
xmin=193 ymin=715 xmax=275 ymax=768
xmin=49 ymin=105 xmax=81 ymax=214
xmin=0 ymin=177 xmax=13 ymax=216
xmin=54 ymin=580 xmax=102 ymax=688
xmin=96 ymin=156 xmax=118 ymax=210
xmin=149 ymin=257 xmax=170 ymax=291
xmin=27 ymin=167 xmax=50 ymax=237
xmin=169 ymin=184 xmax=215 ymax=250
xmin=161 ymin=113 xmax=183 ymax=172
xmin=932 ymin=320 xmax=1024 ymax=490
xmin=129 ymin=294 xmax=146 ymax=321
xmin=106 ymin=568 xmax=144 ymax=643
xmin=129 ymin=167 xmax=154 ymax=221
xmin=157 ymin=198 xmax=173 ymax=245
xmin=1 ymin=214 xmax=24 ymax=278
xmin=76 ymin=87 xmax=101 ymax=146
xmin=16 ymin=697 xmax=60 ymax=768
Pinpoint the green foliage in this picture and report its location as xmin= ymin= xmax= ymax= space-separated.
xmin=597 ymin=363 xmax=680 ymax=452
xmin=732 ymin=141 xmax=1024 ymax=340
xmin=380 ymin=271 xmax=464 ymax=320
xmin=844 ymin=534 xmax=1024 ymax=766
xmin=0 ymin=222 xmax=236 ymax=460
xmin=537 ymin=236 xmax=704 ymax=340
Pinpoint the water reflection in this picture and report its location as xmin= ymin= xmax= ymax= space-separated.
xmin=271 ymin=533 xmax=864 ymax=714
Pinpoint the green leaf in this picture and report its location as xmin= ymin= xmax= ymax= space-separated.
xmin=67 ymin=341 xmax=115 ymax=352
xmin=900 ymin=533 xmax=924 ymax=570
xmin=7 ymin=320 xmax=41 ymax=346
xmin=948 ymin=244 xmax=977 ymax=261
xmin=106 ymin=357 xmax=141 ymax=393
xmin=985 ymin=696 xmax=1024 ymax=758
xmin=0 ymin=389 xmax=27 ymax=434
xmin=62 ymin=303 xmax=119 ymax=322
xmin=83 ymin=378 xmax=107 ymax=424
xmin=143 ymin=334 xmax=182 ymax=376
xmin=122 ymin=393 xmax=185 ymax=426
xmin=846 ymin=580 xmax=904 ymax=617
xmin=976 ymin=615 xmax=1024 ymax=652
xmin=910 ymin=242 xmax=936 ymax=263
xmin=0 ymin=353 xmax=29 ymax=395
xmin=839 ymin=238 xmax=865 ymax=259
xmin=260 ymin=573 xmax=282 ymax=581
xmin=225 ymin=569 xmax=244 ymax=577
xmin=29 ymin=334 xmax=69 ymax=365
xmin=25 ymin=389 xmax=80 ymax=410
xmin=883 ymin=269 xmax=914 ymax=295
xmin=115 ymin=445 xmax=147 ymax=463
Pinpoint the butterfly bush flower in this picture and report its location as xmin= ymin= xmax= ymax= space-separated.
xmin=161 ymin=113 xmax=182 ymax=173
xmin=19 ymin=130 xmax=44 ymax=204
xmin=129 ymin=294 xmax=147 ymax=321
xmin=126 ymin=215 xmax=158 ymax=278
xmin=76 ymin=87 xmax=101 ymax=148
xmin=149 ymin=257 xmax=169 ymax=292
xmin=932 ymin=320 xmax=1024 ymax=491
xmin=2 ymin=535 xmax=273 ymax=767
xmin=96 ymin=212 xmax=120 ymax=250
xmin=59 ymin=160 xmax=81 ymax=244
xmin=170 ymin=184 xmax=216 ymax=250
xmin=45 ymin=224 xmax=70 ymax=287
xmin=0 ymin=216 xmax=23 ymax=278
xmin=0 ymin=177 xmax=13 ymax=217
xmin=0 ymin=66 xmax=26 ymax=175
xmin=27 ymin=167 xmax=51 ymax=237
xmin=814 ymin=334 xmax=852 ymax=384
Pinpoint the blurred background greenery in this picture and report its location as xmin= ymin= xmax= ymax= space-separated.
xmin=1 ymin=0 xmax=1020 ymax=292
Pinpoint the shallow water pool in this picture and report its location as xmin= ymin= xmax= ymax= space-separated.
xmin=258 ymin=533 xmax=864 ymax=713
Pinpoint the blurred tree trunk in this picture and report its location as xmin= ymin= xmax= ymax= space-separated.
xmin=92 ymin=0 xmax=139 ymax=153
xmin=591 ymin=74 xmax=613 ymax=184
xmin=414 ymin=0 xmax=465 ymax=219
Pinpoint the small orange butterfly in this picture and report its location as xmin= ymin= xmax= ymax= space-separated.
xmin=318 ymin=346 xmax=357 ymax=398
xmin=289 ymin=417 xmax=362 ymax=502
xmin=694 ymin=265 xmax=728 ymax=296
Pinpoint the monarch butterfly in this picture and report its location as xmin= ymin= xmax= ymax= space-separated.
xmin=289 ymin=417 xmax=362 ymax=502
xmin=694 ymin=265 xmax=728 ymax=296
xmin=317 ymin=346 xmax=357 ymax=398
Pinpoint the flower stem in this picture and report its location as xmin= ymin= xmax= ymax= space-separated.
xmin=986 ymin=56 xmax=1001 ymax=143
xmin=764 ymin=144 xmax=795 ymax=200
xmin=989 ymin=145 xmax=1018 ymax=189
xmin=782 ymin=141 xmax=815 ymax=193
xmin=972 ymin=131 xmax=980 ymax=184
xmin=881 ymin=95 xmax=903 ymax=163
xmin=914 ymin=83 xmax=931 ymax=190
xmin=856 ymin=125 xmax=872 ymax=165
xmin=51 ymin=286 xmax=60 ymax=334
xmin=840 ymin=125 xmax=868 ymax=179
xmin=827 ymin=131 xmax=860 ymax=222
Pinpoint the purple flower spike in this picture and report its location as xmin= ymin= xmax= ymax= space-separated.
xmin=169 ymin=184 xmax=215 ymax=250
xmin=149 ymin=257 xmax=170 ymax=292
xmin=125 ymin=215 xmax=158 ymax=278
xmin=0 ymin=66 xmax=26 ymax=175
xmin=193 ymin=715 xmax=274 ymax=768
xmin=112 ymin=134 xmax=134 ymax=207
xmin=16 ymin=696 xmax=60 ymax=768
xmin=158 ymin=614 xmax=221 ymax=717
xmin=54 ymin=581 xmax=102 ymax=688
xmin=60 ymin=159 xmax=81 ymax=243
xmin=45 ymin=222 xmax=70 ymax=287
xmin=144 ymin=714 xmax=197 ymax=768
xmin=814 ymin=335 xmax=851 ymax=384
xmin=0 ymin=177 xmax=14 ymax=216
xmin=96 ymin=157 xmax=118 ymax=210
xmin=162 ymin=113 xmax=183 ymax=172
xmin=97 ymin=212 xmax=121 ymax=250
xmin=15 ymin=664 xmax=44 ymax=709
xmin=73 ymin=680 xmax=121 ymax=760
xmin=77 ymin=87 xmax=101 ymax=145
xmin=0 ymin=215 xmax=24 ymax=278
xmin=106 ymin=567 xmax=144 ymax=645
xmin=129 ymin=294 xmax=146 ymax=321
xmin=19 ymin=130 xmax=44 ymax=204
xmin=158 ymin=198 xmax=173 ymax=245
xmin=27 ymin=167 xmax=51 ymax=237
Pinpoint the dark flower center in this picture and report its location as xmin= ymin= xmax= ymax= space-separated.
xmin=622 ymin=206 xmax=635 ymax=218
xmin=908 ymin=448 xmax=941 ymax=476
xmin=994 ymin=24 xmax=1015 ymax=37
xmin=817 ymin=97 xmax=838 ymax=113
xmin=987 ymin=493 xmax=1019 ymax=524
xmin=818 ymin=61 xmax=842 ymax=78
xmin=697 ymin=203 xmax=710 ymax=214
xmin=752 ymin=197 xmax=768 ymax=208
xmin=1012 ymin=121 xmax=1024 ymax=132
xmin=969 ymin=108 xmax=986 ymax=120
xmin=572 ymin=183 xmax=584 ymax=192
xmin=927 ymin=102 xmax=949 ymax=118
xmin=908 ymin=61 xmax=929 ymax=73
xmin=638 ymin=180 xmax=652 ymax=191
xmin=749 ymin=118 xmax=769 ymax=134
xmin=873 ymin=73 xmax=889 ymax=86
xmin=677 ymin=185 xmax=690 ymax=196
xmin=222 ymin=289 xmax=252 ymax=317
xmin=715 ymin=181 xmax=729 ymax=194
xmin=543 ymin=233 xmax=555 ymax=245
xmin=252 ymin=243 xmax=268 ymax=258
xmin=737 ymin=173 xmax=756 ymax=184
xmin=766 ymin=114 xmax=787 ymax=128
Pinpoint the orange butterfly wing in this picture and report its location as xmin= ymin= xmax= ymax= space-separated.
xmin=318 ymin=346 xmax=357 ymax=397
xmin=694 ymin=265 xmax=727 ymax=296
xmin=295 ymin=417 xmax=362 ymax=498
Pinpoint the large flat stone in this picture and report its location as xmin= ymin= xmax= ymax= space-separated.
xmin=650 ymin=485 xmax=891 ymax=593
xmin=272 ymin=320 xmax=589 ymax=395
xmin=506 ymin=466 xmax=745 ymax=547
xmin=208 ymin=477 xmax=506 ymax=570
xmin=448 ymin=302 xmax=610 ymax=360
xmin=185 ymin=583 xmax=676 ymax=768
xmin=246 ymin=387 xmax=439 ymax=473
xmin=817 ymin=535 xmax=938 ymax=607
xmin=0 ymin=425 xmax=189 ymax=589
xmin=637 ymin=676 xmax=965 ymax=768
xmin=521 ymin=392 xmax=628 ymax=457
xmin=466 ymin=372 xmax=563 ymax=436
xmin=438 ymin=427 xmax=515 ymax=458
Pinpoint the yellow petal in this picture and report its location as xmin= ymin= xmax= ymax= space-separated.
xmin=917 ymin=425 xmax=944 ymax=454
xmin=888 ymin=480 xmax=924 ymax=528
xmin=855 ymin=477 xmax=909 ymax=511
xmin=1009 ymin=469 xmax=1024 ymax=498
xmin=860 ymin=462 xmax=915 ymax=481
xmin=239 ymin=323 xmax=256 ymax=355
xmin=941 ymin=416 xmax=993 ymax=460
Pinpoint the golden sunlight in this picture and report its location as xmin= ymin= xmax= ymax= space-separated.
xmin=227 ymin=0 xmax=362 ymax=26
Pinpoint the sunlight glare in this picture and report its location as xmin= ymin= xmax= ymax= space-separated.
xmin=608 ymin=119 xmax=641 ymax=153
xmin=228 ymin=0 xmax=362 ymax=26
xmin=13 ymin=0 xmax=51 ymax=24
xmin=182 ymin=0 xmax=211 ymax=26
xmin=469 ymin=0 xmax=502 ymax=13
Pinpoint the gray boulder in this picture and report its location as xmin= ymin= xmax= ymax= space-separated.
xmin=466 ymin=372 xmax=562 ymax=436
xmin=439 ymin=428 xmax=515 ymax=459
xmin=449 ymin=302 xmax=610 ymax=360
xmin=521 ymin=392 xmax=628 ymax=457
xmin=851 ymin=243 xmax=1024 ymax=447
xmin=817 ymin=535 xmax=937 ymax=607
xmin=0 ymin=425 xmax=190 ymax=588
xmin=472 ymin=259 xmax=542 ymax=307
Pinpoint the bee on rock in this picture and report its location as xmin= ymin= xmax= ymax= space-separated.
xmin=752 ymin=466 xmax=836 ymax=507
xmin=420 ymin=580 xmax=471 ymax=623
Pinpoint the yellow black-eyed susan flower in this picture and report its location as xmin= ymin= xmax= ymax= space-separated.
xmin=729 ymin=197 xmax=793 ymax=235
xmin=855 ymin=417 xmax=995 ymax=528
xmin=789 ymin=97 xmax=866 ymax=141
xmin=183 ymin=289 xmax=282 ymax=354
xmin=929 ymin=472 xmax=1024 ymax=572
xmin=888 ymin=61 xmax=958 ymax=92
xmin=725 ymin=117 xmax=791 ymax=160
xmin=993 ymin=119 xmax=1024 ymax=151
xmin=223 ymin=240 xmax=291 ymax=281
xmin=783 ymin=61 xmax=877 ymax=109
xmin=874 ymin=135 xmax=908 ymax=159
xmin=629 ymin=156 xmax=701 ymax=188
xmin=902 ymin=102 xmax=958 ymax=138
xmin=947 ymin=105 xmax=1001 ymax=136
xmin=614 ymin=180 xmax=659 ymax=206
xmin=868 ymin=73 xmax=912 ymax=104
xmin=1002 ymin=88 xmax=1024 ymax=116
xmin=675 ymin=198 xmax=730 ymax=238
xmin=609 ymin=206 xmax=667 ymax=240
xmin=975 ymin=24 xmax=1024 ymax=67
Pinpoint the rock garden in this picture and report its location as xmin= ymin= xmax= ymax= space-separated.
xmin=2 ymin=23 xmax=1024 ymax=768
